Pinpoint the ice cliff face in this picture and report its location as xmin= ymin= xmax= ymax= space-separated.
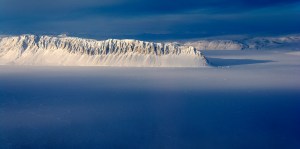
xmin=0 ymin=35 xmax=208 ymax=67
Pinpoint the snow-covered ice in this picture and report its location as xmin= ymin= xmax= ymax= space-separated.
xmin=0 ymin=50 xmax=300 ymax=149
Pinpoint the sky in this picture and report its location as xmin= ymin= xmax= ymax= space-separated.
xmin=0 ymin=0 xmax=299 ymax=40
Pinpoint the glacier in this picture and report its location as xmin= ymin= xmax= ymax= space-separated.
xmin=0 ymin=35 xmax=208 ymax=67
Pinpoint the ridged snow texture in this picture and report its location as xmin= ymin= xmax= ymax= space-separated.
xmin=0 ymin=35 xmax=208 ymax=67
xmin=184 ymin=40 xmax=246 ymax=50
xmin=184 ymin=35 xmax=300 ymax=50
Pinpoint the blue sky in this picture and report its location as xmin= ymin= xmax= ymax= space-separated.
xmin=0 ymin=0 xmax=299 ymax=40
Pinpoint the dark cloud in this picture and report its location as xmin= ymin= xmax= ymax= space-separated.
xmin=1 ymin=0 xmax=298 ymax=19
xmin=81 ymin=0 xmax=299 ymax=16
xmin=0 ymin=0 xmax=299 ymax=40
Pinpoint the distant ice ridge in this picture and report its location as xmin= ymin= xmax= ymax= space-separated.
xmin=184 ymin=40 xmax=246 ymax=50
xmin=0 ymin=35 xmax=208 ymax=67
xmin=183 ymin=35 xmax=300 ymax=50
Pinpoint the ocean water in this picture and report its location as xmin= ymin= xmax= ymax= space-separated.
xmin=0 ymin=51 xmax=300 ymax=149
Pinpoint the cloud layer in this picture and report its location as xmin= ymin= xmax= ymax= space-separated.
xmin=0 ymin=0 xmax=299 ymax=40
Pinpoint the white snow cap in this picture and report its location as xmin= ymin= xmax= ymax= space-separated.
xmin=0 ymin=35 xmax=208 ymax=67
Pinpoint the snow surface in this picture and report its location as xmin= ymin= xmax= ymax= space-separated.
xmin=183 ymin=34 xmax=300 ymax=50
xmin=1 ymin=50 xmax=300 ymax=149
xmin=0 ymin=35 xmax=207 ymax=67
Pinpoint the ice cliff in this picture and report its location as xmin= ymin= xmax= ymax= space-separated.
xmin=0 ymin=35 xmax=208 ymax=67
